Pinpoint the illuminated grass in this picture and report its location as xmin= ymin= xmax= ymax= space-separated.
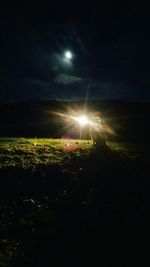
xmin=0 ymin=138 xmax=93 ymax=169
xmin=0 ymin=137 xmax=142 ymax=169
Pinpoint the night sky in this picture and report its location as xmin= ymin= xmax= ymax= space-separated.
xmin=0 ymin=0 xmax=150 ymax=102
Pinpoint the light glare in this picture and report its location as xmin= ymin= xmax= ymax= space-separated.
xmin=75 ymin=115 xmax=89 ymax=126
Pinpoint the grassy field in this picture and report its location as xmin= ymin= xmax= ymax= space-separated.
xmin=0 ymin=137 xmax=140 ymax=169
xmin=0 ymin=138 xmax=93 ymax=169
xmin=0 ymin=138 xmax=149 ymax=266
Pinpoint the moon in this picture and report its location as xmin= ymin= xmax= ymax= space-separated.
xmin=64 ymin=51 xmax=72 ymax=60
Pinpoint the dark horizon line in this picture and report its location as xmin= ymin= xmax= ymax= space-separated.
xmin=0 ymin=98 xmax=150 ymax=105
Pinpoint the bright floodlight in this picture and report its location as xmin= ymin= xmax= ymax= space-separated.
xmin=75 ymin=115 xmax=89 ymax=126
xmin=65 ymin=51 xmax=72 ymax=60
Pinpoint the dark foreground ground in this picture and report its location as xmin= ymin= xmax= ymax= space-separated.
xmin=0 ymin=137 xmax=149 ymax=266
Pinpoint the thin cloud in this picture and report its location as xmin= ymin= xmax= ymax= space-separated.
xmin=54 ymin=74 xmax=82 ymax=85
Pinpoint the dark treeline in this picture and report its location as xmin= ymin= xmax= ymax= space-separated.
xmin=0 ymin=100 xmax=150 ymax=143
